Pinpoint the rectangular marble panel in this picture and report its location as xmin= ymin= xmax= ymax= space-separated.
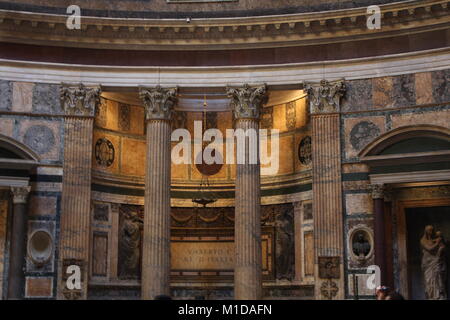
xmin=25 ymin=277 xmax=53 ymax=298
xmin=12 ymin=82 xmax=33 ymax=113
xmin=171 ymin=240 xmax=234 ymax=271
xmin=92 ymin=232 xmax=108 ymax=277
xmin=348 ymin=273 xmax=375 ymax=297
xmin=29 ymin=195 xmax=57 ymax=217
xmin=431 ymin=69 xmax=450 ymax=103
xmin=32 ymin=83 xmax=60 ymax=114
xmin=304 ymin=231 xmax=314 ymax=277
xmin=415 ymin=72 xmax=433 ymax=105
xmin=345 ymin=193 xmax=373 ymax=215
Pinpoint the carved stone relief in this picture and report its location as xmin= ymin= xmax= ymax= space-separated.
xmin=274 ymin=205 xmax=295 ymax=280
xmin=349 ymin=121 xmax=381 ymax=151
xmin=93 ymin=202 xmax=109 ymax=222
xmin=348 ymin=226 xmax=374 ymax=267
xmin=118 ymin=103 xmax=131 ymax=131
xmin=321 ymin=279 xmax=339 ymax=299
xmin=227 ymin=83 xmax=268 ymax=120
xmin=60 ymin=83 xmax=101 ymax=116
xmin=95 ymin=97 xmax=107 ymax=128
xmin=298 ymin=136 xmax=312 ymax=166
xmin=305 ymin=79 xmax=346 ymax=114
xmin=318 ymin=256 xmax=340 ymax=279
xmin=172 ymin=110 xmax=187 ymax=130
xmin=260 ymin=106 xmax=273 ymax=129
xmin=95 ymin=138 xmax=115 ymax=167
xmin=118 ymin=205 xmax=143 ymax=279
xmin=285 ymin=101 xmax=296 ymax=130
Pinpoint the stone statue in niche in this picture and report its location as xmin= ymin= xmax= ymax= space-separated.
xmin=118 ymin=208 xmax=143 ymax=279
xmin=275 ymin=207 xmax=294 ymax=280
xmin=352 ymin=231 xmax=371 ymax=261
xmin=420 ymin=225 xmax=447 ymax=300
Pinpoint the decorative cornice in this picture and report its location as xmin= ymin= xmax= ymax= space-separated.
xmin=11 ymin=186 xmax=31 ymax=204
xmin=0 ymin=0 xmax=448 ymax=50
xmin=139 ymin=86 xmax=178 ymax=121
xmin=305 ymin=79 xmax=346 ymax=114
xmin=227 ymin=83 xmax=268 ymax=120
xmin=60 ymin=83 xmax=102 ymax=116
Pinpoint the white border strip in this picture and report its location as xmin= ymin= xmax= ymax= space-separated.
xmin=0 ymin=48 xmax=449 ymax=87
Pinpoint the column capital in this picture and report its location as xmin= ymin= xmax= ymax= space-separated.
xmin=305 ymin=79 xmax=346 ymax=114
xmin=139 ymin=86 xmax=178 ymax=121
xmin=60 ymin=83 xmax=102 ymax=117
xmin=227 ymin=83 xmax=268 ymax=120
xmin=10 ymin=186 xmax=31 ymax=204
xmin=369 ymin=183 xmax=385 ymax=200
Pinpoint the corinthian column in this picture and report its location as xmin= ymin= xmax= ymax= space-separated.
xmin=305 ymin=79 xmax=345 ymax=300
xmin=7 ymin=186 xmax=30 ymax=299
xmin=139 ymin=86 xmax=178 ymax=300
xmin=227 ymin=84 xmax=268 ymax=300
xmin=58 ymin=83 xmax=101 ymax=300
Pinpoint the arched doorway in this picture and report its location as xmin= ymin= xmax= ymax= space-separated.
xmin=0 ymin=134 xmax=39 ymax=299
xmin=359 ymin=125 xmax=450 ymax=299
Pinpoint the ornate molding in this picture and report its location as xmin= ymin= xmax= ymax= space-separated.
xmin=305 ymin=79 xmax=346 ymax=114
xmin=11 ymin=186 xmax=30 ymax=204
xmin=139 ymin=86 xmax=178 ymax=121
xmin=369 ymin=183 xmax=385 ymax=200
xmin=320 ymin=280 xmax=339 ymax=300
xmin=60 ymin=83 xmax=102 ymax=116
xmin=227 ymin=83 xmax=268 ymax=120
xmin=0 ymin=0 xmax=447 ymax=50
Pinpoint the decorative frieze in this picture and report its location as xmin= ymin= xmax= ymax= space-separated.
xmin=227 ymin=83 xmax=268 ymax=120
xmin=60 ymin=83 xmax=101 ymax=116
xmin=0 ymin=1 xmax=446 ymax=50
xmin=139 ymin=86 xmax=178 ymax=121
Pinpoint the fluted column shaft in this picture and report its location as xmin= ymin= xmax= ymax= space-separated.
xmin=234 ymin=118 xmax=262 ymax=300
xmin=306 ymin=80 xmax=345 ymax=300
xmin=7 ymin=186 xmax=30 ymax=299
xmin=139 ymin=86 xmax=177 ymax=300
xmin=142 ymin=119 xmax=172 ymax=299
xmin=227 ymin=84 xmax=267 ymax=300
xmin=58 ymin=84 xmax=101 ymax=300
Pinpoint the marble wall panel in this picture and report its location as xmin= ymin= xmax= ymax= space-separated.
xmin=32 ymin=83 xmax=60 ymax=114
xmin=344 ymin=116 xmax=385 ymax=159
xmin=345 ymin=193 xmax=373 ymax=215
xmin=12 ymin=82 xmax=33 ymax=113
xmin=18 ymin=119 xmax=62 ymax=161
xmin=0 ymin=80 xmax=12 ymax=111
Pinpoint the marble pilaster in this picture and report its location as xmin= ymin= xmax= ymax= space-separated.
xmin=305 ymin=79 xmax=346 ymax=300
xmin=58 ymin=83 xmax=101 ymax=300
